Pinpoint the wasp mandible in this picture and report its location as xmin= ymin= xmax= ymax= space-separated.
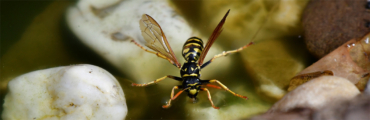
xmin=131 ymin=10 xmax=253 ymax=109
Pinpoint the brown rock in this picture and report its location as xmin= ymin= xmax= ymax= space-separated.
xmin=302 ymin=0 xmax=370 ymax=58
xmin=312 ymin=94 xmax=370 ymax=120
xmin=250 ymin=108 xmax=312 ymax=120
xmin=365 ymin=78 xmax=370 ymax=94
xmin=250 ymin=94 xmax=370 ymax=120
xmin=288 ymin=33 xmax=370 ymax=91
xmin=270 ymin=76 xmax=360 ymax=112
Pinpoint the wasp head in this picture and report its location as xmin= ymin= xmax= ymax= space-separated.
xmin=186 ymin=83 xmax=201 ymax=100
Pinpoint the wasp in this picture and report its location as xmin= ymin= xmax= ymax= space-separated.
xmin=131 ymin=10 xmax=253 ymax=109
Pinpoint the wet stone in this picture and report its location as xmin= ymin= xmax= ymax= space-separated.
xmin=302 ymin=0 xmax=370 ymax=58
xmin=269 ymin=76 xmax=360 ymax=112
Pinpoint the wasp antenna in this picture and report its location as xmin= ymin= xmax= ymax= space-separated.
xmin=249 ymin=0 xmax=280 ymax=43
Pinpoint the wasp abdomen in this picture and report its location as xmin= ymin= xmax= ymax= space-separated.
xmin=182 ymin=37 xmax=204 ymax=61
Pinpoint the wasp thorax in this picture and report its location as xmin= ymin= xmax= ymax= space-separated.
xmin=182 ymin=37 xmax=204 ymax=61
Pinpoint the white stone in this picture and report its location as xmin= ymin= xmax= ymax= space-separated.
xmin=66 ymin=0 xmax=231 ymax=85
xmin=2 ymin=64 xmax=127 ymax=120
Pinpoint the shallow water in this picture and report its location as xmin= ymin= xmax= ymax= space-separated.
xmin=0 ymin=0 xmax=312 ymax=119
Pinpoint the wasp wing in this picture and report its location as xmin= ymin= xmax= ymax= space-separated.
xmin=198 ymin=10 xmax=230 ymax=66
xmin=139 ymin=14 xmax=181 ymax=68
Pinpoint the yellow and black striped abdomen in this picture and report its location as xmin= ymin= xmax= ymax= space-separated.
xmin=182 ymin=37 xmax=204 ymax=61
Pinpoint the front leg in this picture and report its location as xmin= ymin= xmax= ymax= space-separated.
xmin=202 ymin=79 xmax=248 ymax=99
xmin=132 ymin=75 xmax=182 ymax=87
xmin=162 ymin=85 xmax=185 ymax=109
xmin=201 ymin=88 xmax=220 ymax=109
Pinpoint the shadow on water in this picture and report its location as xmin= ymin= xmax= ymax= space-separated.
xmin=0 ymin=1 xmax=52 ymax=57
xmin=0 ymin=0 xmax=52 ymax=116
xmin=280 ymin=36 xmax=317 ymax=65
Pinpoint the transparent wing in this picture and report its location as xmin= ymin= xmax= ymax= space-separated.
xmin=139 ymin=14 xmax=181 ymax=68
xmin=198 ymin=10 xmax=230 ymax=66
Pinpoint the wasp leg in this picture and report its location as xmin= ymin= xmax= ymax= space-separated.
xmin=162 ymin=85 xmax=184 ymax=108
xmin=201 ymin=42 xmax=253 ymax=69
xmin=204 ymin=79 xmax=248 ymax=99
xmin=131 ymin=40 xmax=181 ymax=68
xmin=203 ymin=84 xmax=222 ymax=89
xmin=201 ymin=88 xmax=220 ymax=109
xmin=132 ymin=75 xmax=182 ymax=87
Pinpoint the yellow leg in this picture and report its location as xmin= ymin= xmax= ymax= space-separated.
xmin=201 ymin=88 xmax=220 ymax=109
xmin=209 ymin=80 xmax=248 ymax=99
xmin=162 ymin=86 xmax=185 ymax=109
xmin=131 ymin=40 xmax=180 ymax=68
xmin=210 ymin=42 xmax=253 ymax=63
xmin=132 ymin=75 xmax=170 ymax=87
